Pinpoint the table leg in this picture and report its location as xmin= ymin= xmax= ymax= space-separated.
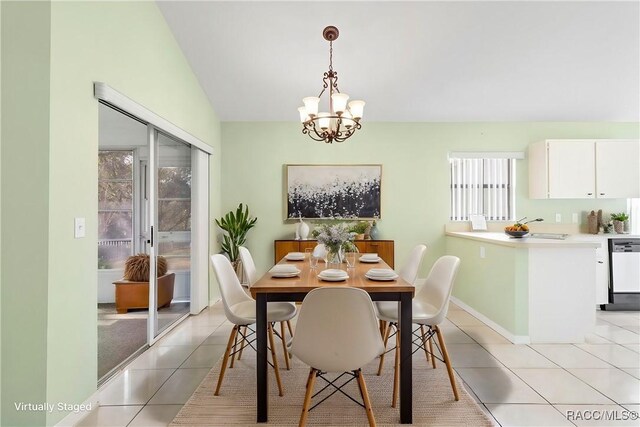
xmin=399 ymin=292 xmax=413 ymax=424
xmin=256 ymin=293 xmax=268 ymax=422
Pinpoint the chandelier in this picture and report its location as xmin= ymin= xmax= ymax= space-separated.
xmin=298 ymin=26 xmax=365 ymax=144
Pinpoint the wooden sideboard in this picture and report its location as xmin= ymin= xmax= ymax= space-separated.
xmin=274 ymin=239 xmax=395 ymax=268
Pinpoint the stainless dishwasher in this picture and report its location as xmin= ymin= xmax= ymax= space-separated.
xmin=604 ymin=239 xmax=640 ymax=310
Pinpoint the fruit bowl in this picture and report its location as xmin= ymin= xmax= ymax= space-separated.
xmin=504 ymin=230 xmax=529 ymax=238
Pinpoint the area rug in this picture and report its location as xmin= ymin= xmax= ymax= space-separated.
xmin=170 ymin=342 xmax=493 ymax=426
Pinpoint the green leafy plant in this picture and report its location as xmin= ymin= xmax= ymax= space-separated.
xmin=349 ymin=221 xmax=369 ymax=235
xmin=215 ymin=203 xmax=257 ymax=263
xmin=610 ymin=212 xmax=629 ymax=222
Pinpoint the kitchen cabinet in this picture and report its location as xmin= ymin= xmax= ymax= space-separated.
xmin=529 ymin=139 xmax=640 ymax=199
xmin=274 ymin=239 xmax=394 ymax=268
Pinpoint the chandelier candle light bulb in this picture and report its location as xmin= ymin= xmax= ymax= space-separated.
xmin=298 ymin=26 xmax=365 ymax=144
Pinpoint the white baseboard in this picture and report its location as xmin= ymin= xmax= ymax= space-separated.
xmin=450 ymin=296 xmax=530 ymax=344
xmin=208 ymin=298 xmax=220 ymax=307
xmin=54 ymin=389 xmax=100 ymax=426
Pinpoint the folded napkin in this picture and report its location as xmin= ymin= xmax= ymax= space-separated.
xmin=366 ymin=268 xmax=396 ymax=277
xmin=361 ymin=253 xmax=379 ymax=259
xmin=270 ymin=264 xmax=300 ymax=274
xmin=319 ymin=269 xmax=348 ymax=277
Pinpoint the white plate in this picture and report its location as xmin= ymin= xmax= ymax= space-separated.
xmin=360 ymin=257 xmax=381 ymax=263
xmin=271 ymin=271 xmax=300 ymax=278
xmin=270 ymin=265 xmax=300 ymax=274
xmin=321 ymin=269 xmax=347 ymax=277
xmin=285 ymin=254 xmax=305 ymax=261
xmin=318 ymin=274 xmax=349 ymax=282
xmin=365 ymin=273 xmax=398 ymax=281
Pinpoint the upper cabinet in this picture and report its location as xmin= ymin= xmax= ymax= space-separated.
xmin=529 ymin=139 xmax=640 ymax=199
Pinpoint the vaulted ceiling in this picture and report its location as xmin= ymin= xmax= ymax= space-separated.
xmin=158 ymin=1 xmax=639 ymax=122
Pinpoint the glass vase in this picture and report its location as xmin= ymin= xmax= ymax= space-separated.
xmin=326 ymin=248 xmax=343 ymax=270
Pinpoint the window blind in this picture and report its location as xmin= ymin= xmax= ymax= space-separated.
xmin=450 ymin=157 xmax=515 ymax=221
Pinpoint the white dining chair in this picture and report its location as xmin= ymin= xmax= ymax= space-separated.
xmin=210 ymin=254 xmax=296 ymax=396
xmin=238 ymin=246 xmax=295 ymax=369
xmin=289 ymin=287 xmax=384 ymax=427
xmin=377 ymin=255 xmax=461 ymax=406
xmin=375 ymin=244 xmax=427 ymax=343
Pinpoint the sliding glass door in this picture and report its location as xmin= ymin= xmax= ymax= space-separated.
xmin=98 ymin=103 xmax=209 ymax=380
xmin=149 ymin=132 xmax=193 ymax=340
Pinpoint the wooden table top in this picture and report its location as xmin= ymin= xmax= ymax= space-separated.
xmin=250 ymin=255 xmax=415 ymax=297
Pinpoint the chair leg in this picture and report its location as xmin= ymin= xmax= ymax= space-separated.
xmin=214 ymin=325 xmax=238 ymax=396
xmin=377 ymin=322 xmax=392 ymax=376
xmin=286 ymin=320 xmax=294 ymax=337
xmin=299 ymin=368 xmax=317 ymax=427
xmin=420 ymin=325 xmax=430 ymax=364
xmin=356 ymin=369 xmax=377 ymax=427
xmin=428 ymin=332 xmax=437 ymax=369
xmin=268 ymin=323 xmax=284 ymax=396
xmin=229 ymin=327 xmax=240 ymax=368
xmin=379 ymin=320 xmax=387 ymax=338
xmin=237 ymin=326 xmax=247 ymax=360
xmin=392 ymin=327 xmax=400 ymax=408
xmin=280 ymin=321 xmax=291 ymax=370
xmin=435 ymin=325 xmax=459 ymax=401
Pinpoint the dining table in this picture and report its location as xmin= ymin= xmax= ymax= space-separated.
xmin=250 ymin=254 xmax=415 ymax=424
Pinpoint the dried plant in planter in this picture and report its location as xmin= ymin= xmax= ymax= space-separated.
xmin=124 ymin=254 xmax=168 ymax=282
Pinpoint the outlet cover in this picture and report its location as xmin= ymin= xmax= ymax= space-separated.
xmin=555 ymin=213 xmax=562 ymax=223
xmin=480 ymin=246 xmax=486 ymax=259
xmin=74 ymin=217 xmax=86 ymax=238
xmin=572 ymin=213 xmax=579 ymax=223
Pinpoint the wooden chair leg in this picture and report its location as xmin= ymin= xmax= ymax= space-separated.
xmin=305 ymin=367 xmax=314 ymax=389
xmin=435 ymin=325 xmax=459 ymax=401
xmin=237 ymin=326 xmax=247 ymax=360
xmin=379 ymin=320 xmax=387 ymax=338
xmin=356 ymin=370 xmax=377 ymax=427
xmin=229 ymin=327 xmax=240 ymax=368
xmin=268 ymin=323 xmax=284 ymax=396
xmin=377 ymin=322 xmax=392 ymax=376
xmin=280 ymin=321 xmax=291 ymax=370
xmin=214 ymin=325 xmax=238 ymax=396
xmin=392 ymin=327 xmax=400 ymax=408
xmin=286 ymin=320 xmax=294 ymax=337
xmin=420 ymin=325 xmax=430 ymax=364
xmin=428 ymin=332 xmax=437 ymax=369
xmin=299 ymin=368 xmax=317 ymax=427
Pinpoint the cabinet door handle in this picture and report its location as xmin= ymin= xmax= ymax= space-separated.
xmin=597 ymin=261 xmax=604 ymax=264
xmin=587 ymin=193 xmax=593 ymax=195
xmin=599 ymin=193 xmax=605 ymax=196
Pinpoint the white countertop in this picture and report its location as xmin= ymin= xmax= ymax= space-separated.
xmin=446 ymin=231 xmax=603 ymax=248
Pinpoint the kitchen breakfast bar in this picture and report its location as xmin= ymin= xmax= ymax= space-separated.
xmin=446 ymin=232 xmax=600 ymax=344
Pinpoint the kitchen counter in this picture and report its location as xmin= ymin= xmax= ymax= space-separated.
xmin=446 ymin=231 xmax=601 ymax=248
xmin=447 ymin=231 xmax=598 ymax=344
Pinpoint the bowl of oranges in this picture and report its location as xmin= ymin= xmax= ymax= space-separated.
xmin=504 ymin=217 xmax=543 ymax=238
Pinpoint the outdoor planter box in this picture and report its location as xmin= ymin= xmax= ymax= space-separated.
xmin=113 ymin=273 xmax=175 ymax=314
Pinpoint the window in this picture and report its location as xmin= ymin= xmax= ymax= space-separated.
xmin=157 ymin=166 xmax=192 ymax=270
xmin=449 ymin=155 xmax=516 ymax=221
xmin=98 ymin=151 xmax=134 ymax=269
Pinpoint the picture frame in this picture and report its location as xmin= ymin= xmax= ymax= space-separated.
xmin=285 ymin=164 xmax=382 ymax=219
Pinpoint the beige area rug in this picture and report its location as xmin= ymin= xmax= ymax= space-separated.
xmin=171 ymin=340 xmax=493 ymax=427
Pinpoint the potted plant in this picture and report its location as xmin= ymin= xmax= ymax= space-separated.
xmin=610 ymin=213 xmax=630 ymax=234
xmin=215 ymin=203 xmax=257 ymax=278
xmin=349 ymin=221 xmax=369 ymax=240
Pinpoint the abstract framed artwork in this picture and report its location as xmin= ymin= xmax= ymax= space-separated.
xmin=286 ymin=164 xmax=382 ymax=219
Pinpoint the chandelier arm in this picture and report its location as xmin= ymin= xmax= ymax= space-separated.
xmin=303 ymin=125 xmax=327 ymax=143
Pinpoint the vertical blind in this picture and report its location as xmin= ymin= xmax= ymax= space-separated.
xmin=450 ymin=158 xmax=515 ymax=221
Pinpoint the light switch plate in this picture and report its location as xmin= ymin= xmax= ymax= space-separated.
xmin=479 ymin=246 xmax=486 ymax=259
xmin=74 ymin=217 xmax=86 ymax=238
xmin=572 ymin=213 xmax=579 ymax=223
xmin=555 ymin=213 xmax=562 ymax=223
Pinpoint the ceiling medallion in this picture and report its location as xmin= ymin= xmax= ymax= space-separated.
xmin=297 ymin=26 xmax=365 ymax=144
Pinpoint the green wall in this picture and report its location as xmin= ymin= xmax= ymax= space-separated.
xmin=1 ymin=1 xmax=221 ymax=425
xmin=1 ymin=2 xmax=52 ymax=426
xmin=221 ymin=122 xmax=639 ymax=277
xmin=446 ymin=237 xmax=530 ymax=336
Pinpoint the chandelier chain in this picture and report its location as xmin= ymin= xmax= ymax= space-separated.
xmin=329 ymin=40 xmax=333 ymax=72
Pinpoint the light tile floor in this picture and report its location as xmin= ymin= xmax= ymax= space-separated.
xmin=73 ymin=303 xmax=640 ymax=426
